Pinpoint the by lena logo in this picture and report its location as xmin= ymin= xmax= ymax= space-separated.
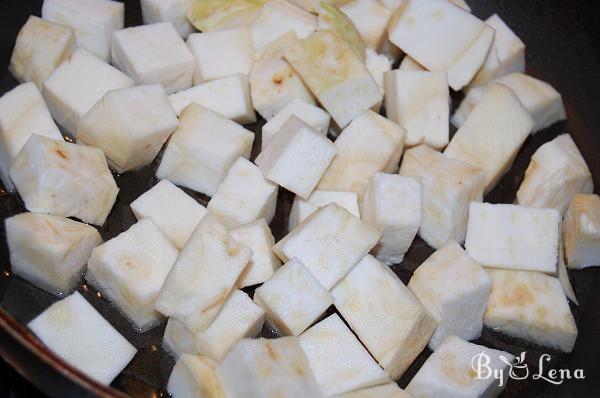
xmin=471 ymin=351 xmax=585 ymax=386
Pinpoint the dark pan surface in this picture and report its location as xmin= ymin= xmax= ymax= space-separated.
xmin=1 ymin=0 xmax=599 ymax=397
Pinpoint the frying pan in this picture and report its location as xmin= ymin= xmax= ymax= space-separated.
xmin=0 ymin=0 xmax=599 ymax=397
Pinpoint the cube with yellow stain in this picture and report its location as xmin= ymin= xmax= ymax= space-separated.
xmin=9 ymin=135 xmax=119 ymax=226
xmin=9 ymin=16 xmax=76 ymax=89
xmin=406 ymin=336 xmax=513 ymax=398
xmin=332 ymin=255 xmax=437 ymax=379
xmin=484 ymin=269 xmax=578 ymax=352
xmin=155 ymin=213 xmax=252 ymax=332
xmin=254 ymin=259 xmax=333 ymax=336
xmin=28 ymin=291 xmax=136 ymax=385
xmin=274 ymin=203 xmax=381 ymax=289
xmin=299 ymin=313 xmax=390 ymax=396
xmin=563 ymin=194 xmax=600 ymax=269
xmin=167 ymin=354 xmax=224 ymax=398
xmin=340 ymin=0 xmax=391 ymax=52
xmin=399 ymin=144 xmax=485 ymax=249
xmin=86 ymin=219 xmax=178 ymax=331
xmin=250 ymin=32 xmax=316 ymax=120
xmin=6 ymin=212 xmax=101 ymax=296
xmin=251 ymin=0 xmax=317 ymax=50
xmin=284 ymin=30 xmax=382 ymax=128
xmin=216 ymin=337 xmax=324 ymax=398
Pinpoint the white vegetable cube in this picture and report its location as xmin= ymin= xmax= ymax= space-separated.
xmin=563 ymin=194 xmax=600 ymax=269
xmin=398 ymin=145 xmax=485 ymax=249
xmin=274 ymin=203 xmax=381 ymax=289
xmin=162 ymin=291 xmax=265 ymax=360
xmin=453 ymin=73 xmax=567 ymax=134
xmin=444 ymin=83 xmax=534 ymax=194
xmin=256 ymin=116 xmax=337 ymax=199
xmin=42 ymin=47 xmax=134 ymax=135
xmin=216 ymin=337 xmax=323 ymax=398
xmin=0 ymin=82 xmax=63 ymax=192
xmin=468 ymin=14 xmax=525 ymax=88
xmin=341 ymin=0 xmax=391 ymax=51
xmin=299 ymin=313 xmax=390 ymax=396
xmin=10 ymin=135 xmax=119 ymax=226
xmin=466 ymin=202 xmax=561 ymax=273
xmin=284 ymin=30 xmax=382 ymax=128
xmin=250 ymin=32 xmax=315 ymax=120
xmin=168 ymin=74 xmax=256 ymax=124
xmin=517 ymin=134 xmax=593 ymax=215
xmin=28 ymin=291 xmax=136 ymax=385
xmin=361 ymin=173 xmax=421 ymax=265
xmin=131 ymin=180 xmax=207 ymax=250
xmin=42 ymin=0 xmax=124 ymax=62
xmin=155 ymin=213 xmax=252 ymax=332
xmin=317 ymin=111 xmax=406 ymax=195
xmin=208 ymin=158 xmax=278 ymax=229
xmin=6 ymin=213 xmax=101 ymax=296
xmin=365 ymin=49 xmax=392 ymax=90
xmin=289 ymin=190 xmax=360 ymax=231
xmin=86 ymin=219 xmax=179 ymax=331
xmin=254 ymin=259 xmax=333 ymax=335
xmin=111 ymin=23 xmax=194 ymax=94
xmin=384 ymin=70 xmax=449 ymax=150
xmin=406 ymin=336 xmax=513 ymax=398
xmin=231 ymin=219 xmax=281 ymax=288
xmin=167 ymin=355 xmax=223 ymax=398
xmin=163 ymin=318 xmax=196 ymax=358
xmin=336 ymin=384 xmax=412 ymax=398
xmin=9 ymin=16 xmax=76 ymax=89
xmin=187 ymin=29 xmax=254 ymax=84
xmin=77 ymin=85 xmax=179 ymax=173
xmin=332 ymin=255 xmax=437 ymax=379
xmin=156 ymin=103 xmax=254 ymax=196
xmin=141 ymin=0 xmax=195 ymax=38
xmin=194 ymin=290 xmax=265 ymax=361
xmin=408 ymin=241 xmax=491 ymax=350
xmin=399 ymin=56 xmax=425 ymax=72
xmin=261 ymin=99 xmax=330 ymax=150
xmin=484 ymin=269 xmax=578 ymax=352
xmin=252 ymin=0 xmax=317 ymax=50
xmin=388 ymin=0 xmax=494 ymax=90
